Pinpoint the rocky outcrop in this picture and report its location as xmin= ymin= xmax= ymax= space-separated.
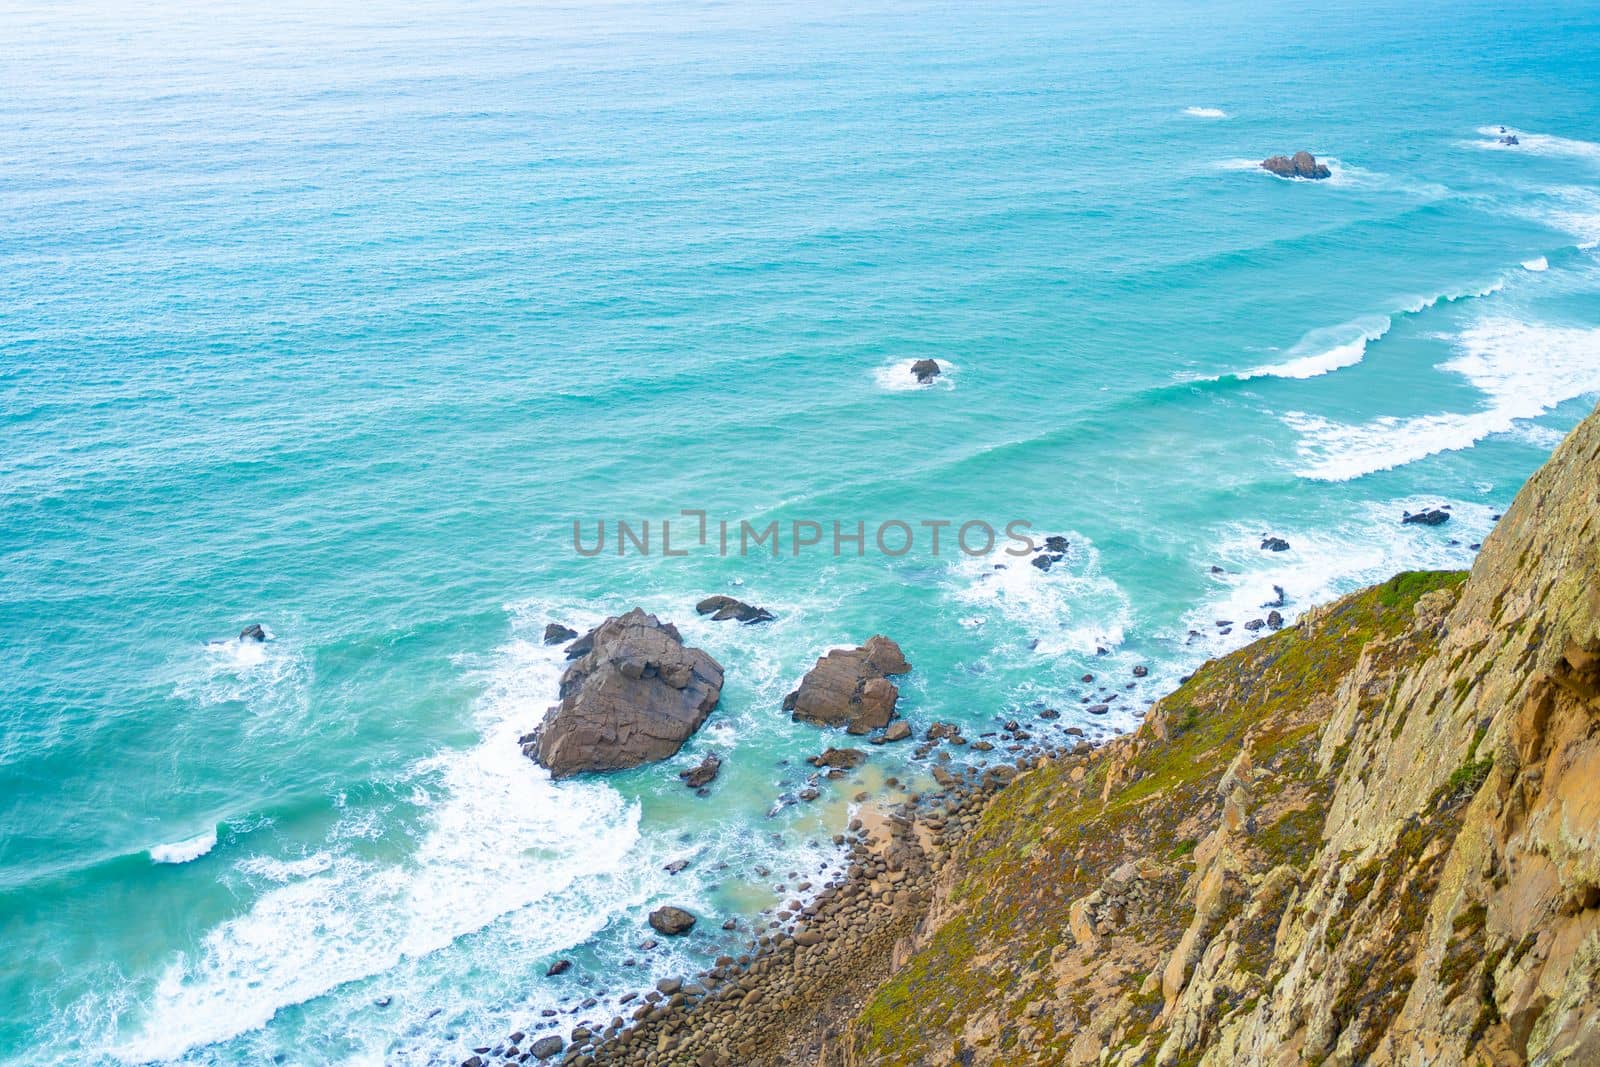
xmin=910 ymin=359 xmax=942 ymax=384
xmin=1260 ymin=535 xmax=1290 ymax=552
xmin=648 ymin=906 xmax=696 ymax=936
xmin=523 ymin=609 xmax=723 ymax=779
xmin=695 ymin=595 xmax=775 ymax=624
xmin=543 ymin=622 xmax=579 ymax=645
xmin=1402 ymin=507 xmax=1451 ymax=526
xmin=808 ymin=402 xmax=1600 ymax=1065
xmin=1261 ymin=150 xmax=1332 ymax=180
xmin=239 ymin=623 xmax=266 ymax=642
xmin=784 ymin=636 xmax=911 ymax=735
xmin=678 ymin=753 xmax=721 ymax=789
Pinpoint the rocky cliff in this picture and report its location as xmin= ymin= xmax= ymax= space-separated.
xmin=830 ymin=403 xmax=1600 ymax=1066
xmin=498 ymin=405 xmax=1599 ymax=1067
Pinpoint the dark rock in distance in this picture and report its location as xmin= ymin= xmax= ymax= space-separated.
xmin=546 ymin=959 xmax=572 ymax=976
xmin=1267 ymin=610 xmax=1285 ymax=629
xmin=239 ymin=623 xmax=267 ymax=642
xmin=1132 ymin=665 xmax=1149 ymax=678
xmin=1261 ymin=150 xmax=1331 ymax=180
xmin=910 ymin=358 xmax=942 ymax=384
xmin=694 ymin=595 xmax=775 ymax=624
xmin=1500 ymin=134 xmax=1520 ymax=145
xmin=1402 ymin=509 xmax=1451 ymax=527
xmin=1261 ymin=536 xmax=1291 ymax=552
xmin=524 ymin=609 xmax=723 ymax=779
xmin=543 ymin=622 xmax=579 ymax=645
xmin=648 ymin=906 xmax=696 ymax=936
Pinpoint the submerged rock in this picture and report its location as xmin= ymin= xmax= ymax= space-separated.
xmin=524 ymin=609 xmax=723 ymax=778
xmin=785 ymin=636 xmax=911 ymax=735
xmin=910 ymin=358 xmax=942 ymax=384
xmin=1500 ymin=134 xmax=1520 ymax=145
xmin=1261 ymin=150 xmax=1332 ymax=180
xmin=809 ymin=747 xmax=867 ymax=770
xmin=543 ymin=622 xmax=579 ymax=645
xmin=694 ymin=594 xmax=775 ymax=624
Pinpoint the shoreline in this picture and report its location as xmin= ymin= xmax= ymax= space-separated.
xmin=464 ymin=730 xmax=1088 ymax=1066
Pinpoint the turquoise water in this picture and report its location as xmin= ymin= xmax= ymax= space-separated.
xmin=3 ymin=0 xmax=1599 ymax=1061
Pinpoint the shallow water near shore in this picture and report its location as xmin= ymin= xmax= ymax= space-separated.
xmin=3 ymin=0 xmax=1600 ymax=1062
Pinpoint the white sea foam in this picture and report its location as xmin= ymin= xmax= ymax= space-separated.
xmin=1184 ymin=500 xmax=1494 ymax=660
xmin=951 ymin=536 xmax=1129 ymax=659
xmin=1286 ymin=317 xmax=1600 ymax=481
xmin=1522 ymin=256 xmax=1550 ymax=272
xmin=1472 ymin=126 xmax=1600 ymax=162
xmin=1236 ymin=316 xmax=1391 ymax=380
xmin=149 ymin=828 xmax=218 ymax=865
xmin=1183 ymin=106 xmax=1228 ymax=119
xmin=873 ymin=358 xmax=957 ymax=392
xmin=174 ymin=627 xmax=312 ymax=736
xmin=113 ymin=612 xmax=643 ymax=1063
xmin=1399 ymin=278 xmax=1505 ymax=314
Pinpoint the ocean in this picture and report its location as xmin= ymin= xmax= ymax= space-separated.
xmin=2 ymin=0 xmax=1598 ymax=1061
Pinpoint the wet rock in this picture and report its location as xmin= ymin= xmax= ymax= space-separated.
xmin=239 ymin=623 xmax=267 ymax=642
xmin=649 ymin=907 xmax=696 ymax=936
xmin=910 ymin=358 xmax=942 ymax=384
xmin=1088 ymin=704 xmax=1110 ymax=715
xmin=1244 ymin=619 xmax=1265 ymax=632
xmin=1261 ymin=150 xmax=1331 ymax=179
xmin=1501 ymin=134 xmax=1520 ymax=145
xmin=1261 ymin=536 xmax=1291 ymax=552
xmin=525 ymin=609 xmax=724 ymax=778
xmin=1263 ymin=584 xmax=1288 ymax=608
xmin=694 ymin=595 xmax=775 ymax=624
xmin=664 ymin=859 xmax=690 ymax=875
xmin=809 ymin=747 xmax=867 ymax=770
xmin=678 ymin=753 xmax=722 ymax=789
xmin=1132 ymin=665 xmax=1148 ymax=678
xmin=1267 ymin=610 xmax=1284 ymax=629
xmin=785 ymin=636 xmax=910 ymax=734
xmin=529 ymin=1035 xmax=565 ymax=1060
xmin=882 ymin=721 xmax=912 ymax=742
xmin=1402 ymin=508 xmax=1451 ymax=526
xmin=543 ymin=622 xmax=579 ymax=645
xmin=547 ymin=959 xmax=572 ymax=976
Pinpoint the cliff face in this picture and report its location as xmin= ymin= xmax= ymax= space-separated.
xmin=836 ymin=405 xmax=1600 ymax=1066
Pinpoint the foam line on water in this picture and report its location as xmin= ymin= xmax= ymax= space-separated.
xmin=110 ymin=613 xmax=642 ymax=1063
xmin=148 ymin=827 xmax=218 ymax=865
xmin=1182 ymin=106 xmax=1228 ymax=118
xmin=1234 ymin=316 xmax=1391 ymax=380
xmin=1522 ymin=256 xmax=1549 ymax=272
xmin=1471 ymin=126 xmax=1600 ymax=162
xmin=1182 ymin=498 xmax=1496 ymax=662
xmin=1285 ymin=316 xmax=1600 ymax=481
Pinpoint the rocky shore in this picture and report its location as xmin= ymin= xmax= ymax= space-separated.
xmin=467 ymin=407 xmax=1600 ymax=1065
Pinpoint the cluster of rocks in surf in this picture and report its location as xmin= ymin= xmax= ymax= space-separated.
xmin=1260 ymin=150 xmax=1331 ymax=180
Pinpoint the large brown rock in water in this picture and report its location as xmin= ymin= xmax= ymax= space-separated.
xmin=525 ymin=609 xmax=723 ymax=778
xmin=1261 ymin=150 xmax=1331 ymax=180
xmin=784 ymin=635 xmax=911 ymax=735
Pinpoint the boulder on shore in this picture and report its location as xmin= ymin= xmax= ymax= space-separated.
xmin=910 ymin=358 xmax=942 ymax=384
xmin=1261 ymin=151 xmax=1332 ymax=180
xmin=524 ymin=609 xmax=724 ymax=779
xmin=694 ymin=594 xmax=775 ymax=624
xmin=543 ymin=622 xmax=579 ymax=645
xmin=784 ymin=636 xmax=911 ymax=735
xmin=648 ymin=906 xmax=696 ymax=936
xmin=239 ymin=623 xmax=267 ymax=642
